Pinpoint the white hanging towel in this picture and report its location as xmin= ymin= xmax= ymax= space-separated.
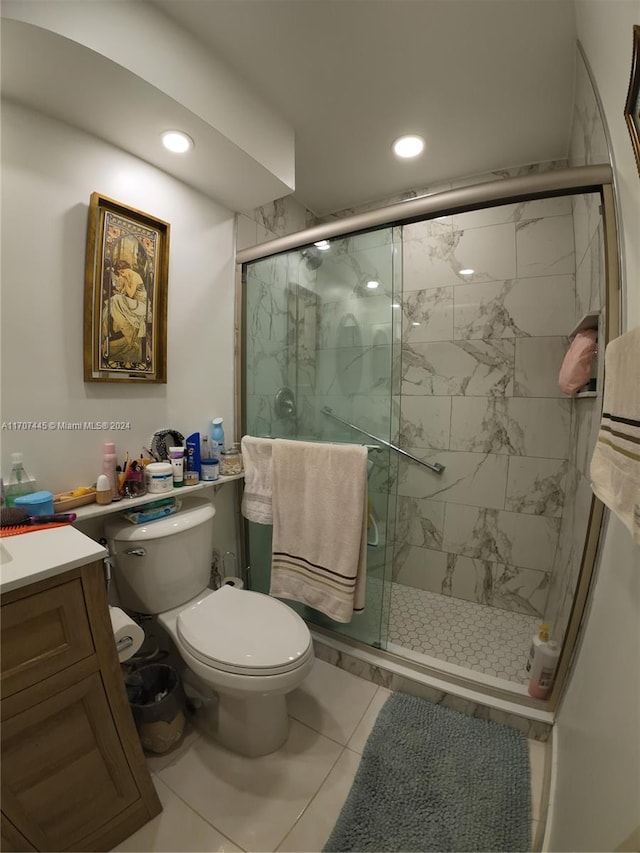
xmin=240 ymin=436 xmax=273 ymax=525
xmin=269 ymin=439 xmax=368 ymax=623
xmin=589 ymin=326 xmax=640 ymax=544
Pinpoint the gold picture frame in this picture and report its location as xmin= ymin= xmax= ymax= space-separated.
xmin=84 ymin=193 xmax=170 ymax=382
xmin=624 ymin=25 xmax=640 ymax=177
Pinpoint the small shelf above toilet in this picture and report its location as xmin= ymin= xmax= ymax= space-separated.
xmin=71 ymin=473 xmax=244 ymax=522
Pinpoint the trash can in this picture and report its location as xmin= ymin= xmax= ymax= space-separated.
xmin=125 ymin=663 xmax=186 ymax=754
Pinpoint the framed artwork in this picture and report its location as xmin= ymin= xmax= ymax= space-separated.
xmin=624 ymin=25 xmax=640 ymax=177
xmin=84 ymin=193 xmax=170 ymax=382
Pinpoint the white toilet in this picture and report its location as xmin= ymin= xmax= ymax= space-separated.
xmin=106 ymin=497 xmax=314 ymax=757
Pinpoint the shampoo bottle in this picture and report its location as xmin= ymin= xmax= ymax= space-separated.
xmin=528 ymin=638 xmax=560 ymax=699
xmin=526 ymin=623 xmax=550 ymax=675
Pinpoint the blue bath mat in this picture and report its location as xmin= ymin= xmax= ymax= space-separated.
xmin=324 ymin=692 xmax=531 ymax=852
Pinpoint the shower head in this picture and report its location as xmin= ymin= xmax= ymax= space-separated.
xmin=301 ymin=246 xmax=323 ymax=270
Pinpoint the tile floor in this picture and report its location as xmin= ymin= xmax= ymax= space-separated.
xmin=389 ymin=583 xmax=541 ymax=683
xmin=113 ymin=658 xmax=547 ymax=853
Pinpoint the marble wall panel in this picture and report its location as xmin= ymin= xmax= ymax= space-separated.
xmin=393 ymin=544 xmax=549 ymax=618
xmin=544 ymin=469 xmax=594 ymax=639
xmin=443 ymin=505 xmax=561 ymax=573
xmin=393 ymin=546 xmax=448 ymax=588
xmin=397 ymin=451 xmax=508 ymax=510
xmin=399 ymin=395 xmax=451 ymax=450
xmin=403 ymin=222 xmax=517 ymax=290
xmin=453 ymin=275 xmax=576 ymax=340
xmin=515 ymin=215 xmax=575 ymax=278
xmin=402 ymin=340 xmax=514 ymax=397
xmin=575 ymin=222 xmax=604 ymax=319
xmin=449 ymin=397 xmax=571 ymax=458
xmin=401 ymin=287 xmax=454 ymax=343
xmin=451 ymin=196 xmax=572 ymax=230
xmin=505 ymin=457 xmax=568 ymax=517
xmin=514 ymin=337 xmax=568 ymax=398
xmin=391 ymin=502 xmax=442 ymax=564
xmin=572 ymin=193 xmax=603 ymax=271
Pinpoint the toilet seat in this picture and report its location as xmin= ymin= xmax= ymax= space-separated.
xmin=177 ymin=585 xmax=312 ymax=676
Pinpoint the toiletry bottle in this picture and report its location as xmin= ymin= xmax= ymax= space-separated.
xmin=5 ymin=453 xmax=36 ymax=507
xmin=209 ymin=418 xmax=225 ymax=459
xmin=96 ymin=474 xmax=113 ymax=506
xmin=526 ymin=623 xmax=550 ymax=675
xmin=103 ymin=442 xmax=120 ymax=501
xmin=169 ymin=446 xmax=184 ymax=488
xmin=186 ymin=432 xmax=201 ymax=474
xmin=528 ymin=638 xmax=560 ymax=699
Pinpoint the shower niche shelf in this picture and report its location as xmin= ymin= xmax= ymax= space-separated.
xmin=568 ymin=311 xmax=600 ymax=398
xmin=569 ymin=311 xmax=600 ymax=339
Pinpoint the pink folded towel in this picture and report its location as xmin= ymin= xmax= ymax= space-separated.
xmin=559 ymin=328 xmax=598 ymax=395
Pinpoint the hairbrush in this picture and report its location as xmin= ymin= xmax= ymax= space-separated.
xmin=0 ymin=507 xmax=77 ymax=528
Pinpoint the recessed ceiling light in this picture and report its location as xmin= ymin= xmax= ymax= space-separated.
xmin=392 ymin=135 xmax=425 ymax=159
xmin=459 ymin=268 xmax=475 ymax=276
xmin=391 ymin=302 xmax=401 ymax=309
xmin=314 ymin=240 xmax=331 ymax=250
xmin=161 ymin=130 xmax=194 ymax=153
xmin=366 ymin=280 xmax=379 ymax=289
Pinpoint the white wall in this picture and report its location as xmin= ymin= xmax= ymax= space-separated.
xmin=0 ymin=100 xmax=239 ymax=555
xmin=549 ymin=2 xmax=640 ymax=850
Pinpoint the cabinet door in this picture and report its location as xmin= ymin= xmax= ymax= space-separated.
xmin=1 ymin=579 xmax=94 ymax=697
xmin=1 ymin=672 xmax=139 ymax=851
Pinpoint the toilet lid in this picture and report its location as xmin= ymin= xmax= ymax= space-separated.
xmin=177 ymin=585 xmax=312 ymax=675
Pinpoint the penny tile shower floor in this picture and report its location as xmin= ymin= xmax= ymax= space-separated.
xmin=388 ymin=583 xmax=541 ymax=684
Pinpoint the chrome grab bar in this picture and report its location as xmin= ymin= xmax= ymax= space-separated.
xmin=321 ymin=407 xmax=446 ymax=475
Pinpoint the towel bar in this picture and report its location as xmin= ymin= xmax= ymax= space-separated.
xmin=320 ymin=407 xmax=446 ymax=475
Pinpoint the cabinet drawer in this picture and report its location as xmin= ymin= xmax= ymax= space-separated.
xmin=1 ymin=580 xmax=95 ymax=697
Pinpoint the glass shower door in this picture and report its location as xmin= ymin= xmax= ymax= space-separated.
xmin=242 ymin=226 xmax=401 ymax=648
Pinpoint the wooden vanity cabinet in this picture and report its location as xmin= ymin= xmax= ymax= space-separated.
xmin=1 ymin=561 xmax=162 ymax=851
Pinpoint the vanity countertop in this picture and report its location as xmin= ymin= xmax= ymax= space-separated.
xmin=0 ymin=526 xmax=107 ymax=594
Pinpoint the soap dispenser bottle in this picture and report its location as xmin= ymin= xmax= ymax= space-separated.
xmin=5 ymin=453 xmax=36 ymax=507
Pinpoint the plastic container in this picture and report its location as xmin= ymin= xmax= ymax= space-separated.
xmin=219 ymin=442 xmax=243 ymax=476
xmin=209 ymin=418 xmax=225 ymax=459
xmin=169 ymin=446 xmax=184 ymax=488
xmin=526 ymin=623 xmax=550 ymax=676
xmin=14 ymin=490 xmax=54 ymax=517
xmin=144 ymin=462 xmax=174 ymax=494
xmin=125 ymin=664 xmax=186 ymax=754
xmin=200 ymin=457 xmax=219 ymax=481
xmin=122 ymin=462 xmax=147 ymax=498
xmin=4 ymin=453 xmax=36 ymax=507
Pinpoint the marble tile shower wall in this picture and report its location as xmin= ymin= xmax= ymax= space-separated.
xmin=388 ymin=198 xmax=580 ymax=620
xmin=244 ymin=250 xmax=320 ymax=439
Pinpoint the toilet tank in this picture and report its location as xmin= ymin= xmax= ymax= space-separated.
xmin=105 ymin=497 xmax=215 ymax=614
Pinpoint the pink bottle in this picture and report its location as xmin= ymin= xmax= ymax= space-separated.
xmin=103 ymin=442 xmax=119 ymax=501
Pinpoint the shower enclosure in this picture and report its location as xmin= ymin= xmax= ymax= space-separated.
xmin=238 ymin=165 xmax=619 ymax=707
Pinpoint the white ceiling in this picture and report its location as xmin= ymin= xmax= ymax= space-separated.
xmin=148 ymin=0 xmax=578 ymax=216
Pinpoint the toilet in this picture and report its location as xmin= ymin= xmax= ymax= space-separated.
xmin=105 ymin=497 xmax=314 ymax=756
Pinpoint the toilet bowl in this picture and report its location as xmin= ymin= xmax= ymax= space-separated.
xmin=106 ymin=497 xmax=314 ymax=756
